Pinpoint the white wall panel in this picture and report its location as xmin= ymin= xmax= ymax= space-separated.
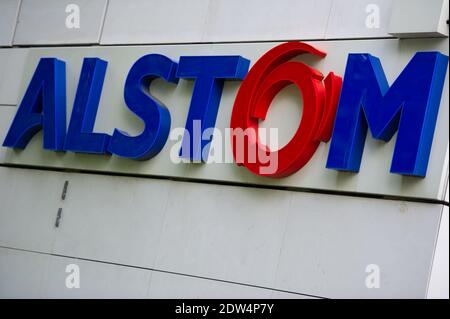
xmin=0 ymin=0 xmax=21 ymax=47
xmin=154 ymin=182 xmax=292 ymax=288
xmin=389 ymin=0 xmax=449 ymax=38
xmin=0 ymin=167 xmax=61 ymax=252
xmin=101 ymin=0 xmax=406 ymax=44
xmin=0 ymin=167 xmax=443 ymax=298
xmin=51 ymin=171 xmax=171 ymax=268
xmin=0 ymin=247 xmax=152 ymax=298
xmin=1 ymin=38 xmax=448 ymax=200
xmin=203 ymin=0 xmax=333 ymax=42
xmin=0 ymin=49 xmax=29 ymax=105
xmin=0 ymin=248 xmax=48 ymax=298
xmin=147 ymin=272 xmax=315 ymax=299
xmin=275 ymin=196 xmax=442 ymax=298
xmin=326 ymin=0 xmax=394 ymax=39
xmin=41 ymin=253 xmax=152 ymax=298
xmin=156 ymin=182 xmax=442 ymax=298
xmin=13 ymin=0 xmax=108 ymax=46
xmin=100 ymin=0 xmax=211 ymax=45
xmin=0 ymin=247 xmax=311 ymax=298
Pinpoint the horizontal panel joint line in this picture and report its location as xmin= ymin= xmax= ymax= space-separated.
xmin=0 ymin=164 xmax=448 ymax=207
xmin=0 ymin=245 xmax=327 ymax=299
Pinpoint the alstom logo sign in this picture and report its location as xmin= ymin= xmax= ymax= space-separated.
xmin=2 ymin=42 xmax=448 ymax=178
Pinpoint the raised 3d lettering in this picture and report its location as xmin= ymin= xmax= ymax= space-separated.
xmin=64 ymin=58 xmax=110 ymax=154
xmin=107 ymin=54 xmax=178 ymax=160
xmin=3 ymin=58 xmax=66 ymax=151
xmin=326 ymin=52 xmax=448 ymax=177
xmin=176 ymin=56 xmax=249 ymax=161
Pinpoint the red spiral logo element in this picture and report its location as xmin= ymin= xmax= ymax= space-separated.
xmin=230 ymin=41 xmax=342 ymax=177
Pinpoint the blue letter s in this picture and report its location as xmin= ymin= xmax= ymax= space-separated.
xmin=107 ymin=54 xmax=178 ymax=160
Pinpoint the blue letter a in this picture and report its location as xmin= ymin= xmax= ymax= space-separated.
xmin=3 ymin=58 xmax=66 ymax=151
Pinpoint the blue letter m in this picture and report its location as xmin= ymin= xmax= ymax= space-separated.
xmin=326 ymin=52 xmax=448 ymax=177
